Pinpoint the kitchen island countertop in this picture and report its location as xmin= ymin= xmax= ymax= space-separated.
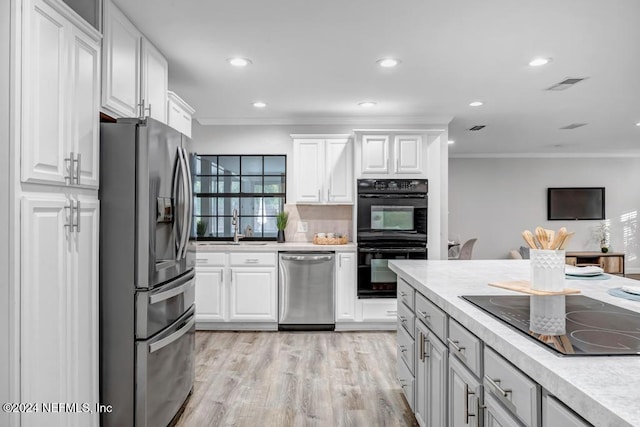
xmin=194 ymin=241 xmax=356 ymax=252
xmin=388 ymin=259 xmax=640 ymax=427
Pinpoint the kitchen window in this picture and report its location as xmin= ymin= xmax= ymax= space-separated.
xmin=192 ymin=155 xmax=286 ymax=239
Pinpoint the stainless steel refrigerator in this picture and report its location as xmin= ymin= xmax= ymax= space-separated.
xmin=99 ymin=118 xmax=195 ymax=427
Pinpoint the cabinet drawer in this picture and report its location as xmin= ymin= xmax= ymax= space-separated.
xmin=229 ymin=252 xmax=276 ymax=266
xmin=415 ymin=292 xmax=447 ymax=342
xmin=397 ymin=300 xmax=415 ymax=338
xmin=397 ymin=347 xmax=415 ymax=411
xmin=448 ymin=319 xmax=482 ymax=378
xmin=195 ymin=252 xmax=225 ymax=266
xmin=361 ymin=299 xmax=397 ymax=321
xmin=398 ymin=278 xmax=415 ymax=311
xmin=397 ymin=322 xmax=415 ymax=375
xmin=484 ymin=347 xmax=539 ymax=427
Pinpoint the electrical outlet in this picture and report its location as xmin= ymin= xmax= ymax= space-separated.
xmin=297 ymin=221 xmax=308 ymax=233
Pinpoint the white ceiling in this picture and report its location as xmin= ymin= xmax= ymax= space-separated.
xmin=114 ymin=0 xmax=640 ymax=155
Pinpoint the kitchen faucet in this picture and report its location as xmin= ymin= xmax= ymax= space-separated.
xmin=232 ymin=209 xmax=245 ymax=243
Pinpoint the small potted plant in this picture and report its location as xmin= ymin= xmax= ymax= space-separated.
xmin=596 ymin=220 xmax=610 ymax=253
xmin=196 ymin=220 xmax=208 ymax=238
xmin=276 ymin=211 xmax=289 ymax=243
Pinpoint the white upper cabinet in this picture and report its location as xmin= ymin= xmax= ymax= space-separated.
xmin=292 ymin=135 xmax=353 ymax=204
xmin=101 ymin=0 xmax=141 ymax=118
xmin=141 ymin=37 xmax=168 ymax=123
xmin=167 ymin=91 xmax=195 ymax=138
xmin=21 ymin=0 xmax=101 ymax=189
xmin=102 ymin=0 xmax=169 ymax=124
xmin=359 ymin=131 xmax=426 ymax=177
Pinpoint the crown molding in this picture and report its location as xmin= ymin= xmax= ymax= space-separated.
xmin=196 ymin=115 xmax=453 ymax=126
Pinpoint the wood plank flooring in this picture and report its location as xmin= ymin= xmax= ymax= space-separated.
xmin=175 ymin=331 xmax=418 ymax=427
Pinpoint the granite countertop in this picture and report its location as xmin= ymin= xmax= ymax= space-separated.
xmin=193 ymin=241 xmax=357 ymax=252
xmin=388 ymin=259 xmax=640 ymax=427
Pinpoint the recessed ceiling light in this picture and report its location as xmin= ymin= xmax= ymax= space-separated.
xmin=358 ymin=101 xmax=377 ymax=108
xmin=529 ymin=57 xmax=552 ymax=67
xmin=228 ymin=57 xmax=252 ymax=67
xmin=448 ymin=140 xmax=455 ymax=145
xmin=253 ymin=101 xmax=267 ymax=108
xmin=377 ymin=58 xmax=401 ymax=68
xmin=469 ymin=101 xmax=484 ymax=107
xmin=636 ymin=122 xmax=640 ymax=127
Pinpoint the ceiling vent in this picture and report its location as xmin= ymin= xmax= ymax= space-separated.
xmin=468 ymin=125 xmax=486 ymax=131
xmin=546 ymin=77 xmax=587 ymax=91
xmin=560 ymin=123 xmax=587 ymax=130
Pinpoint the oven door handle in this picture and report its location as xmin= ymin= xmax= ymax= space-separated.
xmin=149 ymin=317 xmax=195 ymax=354
xmin=358 ymin=247 xmax=426 ymax=253
xmin=358 ymin=194 xmax=426 ymax=199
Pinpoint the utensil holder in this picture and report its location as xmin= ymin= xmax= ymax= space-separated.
xmin=530 ymin=249 xmax=566 ymax=292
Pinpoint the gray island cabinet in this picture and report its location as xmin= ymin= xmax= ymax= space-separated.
xmin=389 ymin=259 xmax=640 ymax=427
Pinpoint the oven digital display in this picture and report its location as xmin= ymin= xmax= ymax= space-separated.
xmin=371 ymin=206 xmax=414 ymax=230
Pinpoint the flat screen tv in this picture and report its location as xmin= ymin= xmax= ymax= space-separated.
xmin=547 ymin=187 xmax=605 ymax=220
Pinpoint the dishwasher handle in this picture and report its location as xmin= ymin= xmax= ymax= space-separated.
xmin=280 ymin=254 xmax=334 ymax=262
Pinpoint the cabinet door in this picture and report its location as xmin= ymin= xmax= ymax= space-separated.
xmin=542 ymin=394 xmax=589 ymax=427
xmin=69 ymin=27 xmax=100 ymax=188
xmin=21 ymin=195 xmax=71 ymax=425
xmin=326 ymin=138 xmax=353 ymax=203
xmin=21 ymin=0 xmax=68 ymax=185
xmin=195 ymin=267 xmax=226 ymax=323
xmin=229 ymin=268 xmax=277 ymax=321
xmin=101 ymin=0 xmax=142 ymax=118
xmin=361 ymin=135 xmax=389 ymax=174
xmin=600 ymin=256 xmax=623 ymax=274
xmin=141 ymin=38 xmax=168 ymax=123
xmin=484 ymin=393 xmax=522 ymax=427
xmin=427 ymin=331 xmax=448 ymax=427
xmin=68 ymin=196 xmax=99 ymax=427
xmin=414 ymin=322 xmax=428 ymax=426
xmin=449 ymin=354 xmax=481 ymax=427
xmin=294 ymin=139 xmax=324 ymax=203
xmin=394 ymin=135 xmax=423 ymax=174
xmin=335 ymin=253 xmax=356 ymax=321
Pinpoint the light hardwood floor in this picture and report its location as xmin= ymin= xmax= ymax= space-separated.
xmin=175 ymin=331 xmax=418 ymax=427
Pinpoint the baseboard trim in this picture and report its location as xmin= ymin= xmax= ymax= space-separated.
xmin=196 ymin=322 xmax=278 ymax=331
xmin=335 ymin=322 xmax=396 ymax=331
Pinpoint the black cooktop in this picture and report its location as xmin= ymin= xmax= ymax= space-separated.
xmin=462 ymin=295 xmax=640 ymax=356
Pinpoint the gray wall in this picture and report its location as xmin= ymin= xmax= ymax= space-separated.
xmin=1 ymin=0 xmax=11 ymax=423
xmin=449 ymin=157 xmax=640 ymax=272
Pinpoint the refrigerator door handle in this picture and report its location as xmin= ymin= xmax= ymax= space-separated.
xmin=149 ymin=275 xmax=195 ymax=305
xmin=177 ymin=148 xmax=190 ymax=259
xmin=172 ymin=152 xmax=184 ymax=259
xmin=149 ymin=317 xmax=195 ymax=354
xmin=183 ymin=147 xmax=194 ymax=257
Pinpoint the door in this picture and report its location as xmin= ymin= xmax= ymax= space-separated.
xmin=335 ymin=253 xmax=356 ymax=322
xmin=361 ymin=135 xmax=389 ymax=174
xmin=101 ymin=0 xmax=141 ymax=118
xmin=229 ymin=267 xmax=277 ymax=321
xmin=426 ymin=330 xmax=448 ymax=427
xmin=195 ymin=267 xmax=226 ymax=322
xmin=394 ymin=135 xmax=423 ymax=174
xmin=21 ymin=0 xmax=68 ymax=185
xmin=141 ymin=37 xmax=168 ymax=123
xmin=449 ymin=354 xmax=480 ymax=427
xmin=294 ymin=139 xmax=324 ymax=203
xmin=326 ymin=138 xmax=353 ymax=203
xmin=69 ymin=26 xmax=100 ymax=188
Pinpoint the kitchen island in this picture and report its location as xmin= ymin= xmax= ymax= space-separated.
xmin=389 ymin=259 xmax=640 ymax=427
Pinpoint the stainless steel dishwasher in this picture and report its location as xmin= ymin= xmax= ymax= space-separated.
xmin=278 ymin=252 xmax=335 ymax=330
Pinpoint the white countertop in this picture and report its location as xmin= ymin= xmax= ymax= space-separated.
xmin=388 ymin=259 xmax=640 ymax=427
xmin=194 ymin=241 xmax=356 ymax=252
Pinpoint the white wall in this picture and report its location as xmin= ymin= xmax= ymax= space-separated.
xmin=1 ymin=0 xmax=11 ymax=423
xmin=449 ymin=157 xmax=640 ymax=272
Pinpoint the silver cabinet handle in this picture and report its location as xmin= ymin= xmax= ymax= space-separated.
xmin=73 ymin=200 xmax=80 ymax=232
xmin=149 ymin=317 xmax=194 ymax=353
xmin=447 ymin=338 xmax=466 ymax=353
xmin=424 ymin=335 xmax=430 ymax=358
xmin=327 ymin=188 xmax=330 ymax=202
xmin=386 ymin=310 xmax=398 ymax=316
xmin=485 ymin=376 xmax=511 ymax=398
xmin=399 ymin=291 xmax=407 ymax=297
xmin=418 ymin=310 xmax=430 ymax=319
xmin=317 ymin=189 xmax=321 ymax=201
xmin=138 ymin=99 xmax=145 ymax=119
xmin=399 ymin=345 xmax=407 ymax=353
xmin=64 ymin=152 xmax=75 ymax=185
xmin=398 ymin=315 xmax=407 ymax=323
xmin=245 ymin=259 xmax=259 ymax=264
xmin=418 ymin=331 xmax=424 ymax=361
xmin=396 ymin=158 xmax=399 ymax=173
xmin=281 ymin=255 xmax=333 ymax=262
xmin=64 ymin=200 xmax=74 ymax=229
xmin=73 ymin=153 xmax=81 ymax=185
xmin=465 ymin=383 xmax=476 ymax=424
xmin=196 ymin=258 xmax=208 ymax=263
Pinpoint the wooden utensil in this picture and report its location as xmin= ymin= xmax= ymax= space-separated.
xmin=522 ymin=230 xmax=538 ymax=249
xmin=550 ymin=227 xmax=567 ymax=250
xmin=546 ymin=229 xmax=555 ymax=248
xmin=535 ymin=226 xmax=548 ymax=249
xmin=559 ymin=232 xmax=575 ymax=250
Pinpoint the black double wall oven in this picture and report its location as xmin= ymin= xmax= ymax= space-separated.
xmin=357 ymin=179 xmax=428 ymax=298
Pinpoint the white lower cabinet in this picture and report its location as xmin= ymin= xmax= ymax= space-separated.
xmin=21 ymin=193 xmax=99 ymax=427
xmin=195 ymin=251 xmax=277 ymax=327
xmin=229 ymin=268 xmax=277 ymax=321
xmin=415 ymin=320 xmax=448 ymax=427
xmin=542 ymin=394 xmax=589 ymax=427
xmin=484 ymin=393 xmax=522 ymax=427
xmin=335 ymin=252 xmax=356 ymax=322
xmin=449 ymin=354 xmax=481 ymax=427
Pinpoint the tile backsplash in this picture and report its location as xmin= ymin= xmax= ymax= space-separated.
xmin=284 ymin=204 xmax=353 ymax=242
